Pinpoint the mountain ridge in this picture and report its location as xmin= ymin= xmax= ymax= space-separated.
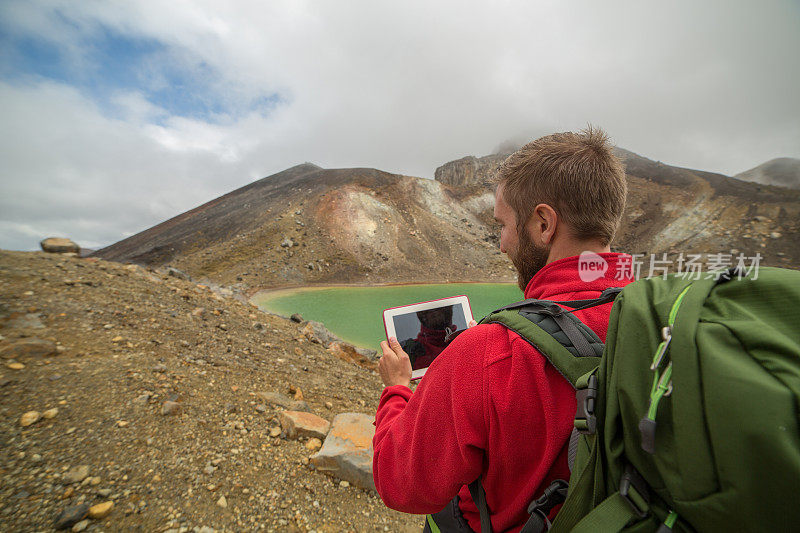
xmin=93 ymin=148 xmax=800 ymax=293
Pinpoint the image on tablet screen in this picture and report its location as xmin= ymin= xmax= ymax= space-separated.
xmin=393 ymin=303 xmax=468 ymax=370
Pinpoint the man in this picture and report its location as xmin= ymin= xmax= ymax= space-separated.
xmin=373 ymin=127 xmax=634 ymax=532
xmin=401 ymin=306 xmax=458 ymax=370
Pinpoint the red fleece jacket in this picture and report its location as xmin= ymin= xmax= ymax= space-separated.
xmin=373 ymin=254 xmax=634 ymax=533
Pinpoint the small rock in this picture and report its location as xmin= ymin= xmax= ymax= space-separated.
xmin=289 ymin=385 xmax=304 ymax=401
xmin=87 ymin=500 xmax=114 ymax=519
xmin=279 ymin=410 xmax=330 ymax=440
xmin=269 ymin=427 xmax=281 ymax=438
xmin=770 ymin=232 xmax=782 ymax=239
xmin=42 ymin=408 xmax=59 ymax=419
xmin=54 ymin=503 xmax=90 ymax=530
xmin=20 ymin=411 xmax=41 ymax=427
xmin=305 ymin=438 xmax=322 ymax=451
xmin=290 ymin=313 xmax=304 ymax=323
xmin=116 ymin=420 xmax=129 ymax=428
xmin=72 ymin=519 xmax=90 ymax=532
xmin=89 ymin=476 xmax=101 ymax=486
xmin=64 ymin=465 xmax=91 ymax=484
xmin=133 ymin=392 xmax=151 ymax=405
xmin=152 ymin=364 xmax=167 ymax=373
xmin=255 ymin=404 xmax=266 ymax=413
xmin=166 ymin=267 xmax=190 ymax=280
xmin=339 ymin=480 xmax=350 ymax=488
xmin=161 ymin=401 xmax=181 ymax=416
xmin=191 ymin=307 xmax=205 ymax=317
xmin=111 ymin=336 xmax=125 ymax=343
xmin=216 ymin=495 xmax=228 ymax=508
xmin=7 ymin=362 xmax=25 ymax=370
xmin=324 ymin=401 xmax=333 ymax=410
xmin=255 ymin=391 xmax=310 ymax=412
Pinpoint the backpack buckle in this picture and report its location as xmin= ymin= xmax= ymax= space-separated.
xmin=619 ymin=465 xmax=650 ymax=518
xmin=574 ymin=374 xmax=598 ymax=434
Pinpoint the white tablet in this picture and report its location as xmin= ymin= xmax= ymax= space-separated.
xmin=383 ymin=295 xmax=473 ymax=380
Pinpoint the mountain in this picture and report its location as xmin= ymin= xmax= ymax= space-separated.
xmin=93 ymin=149 xmax=800 ymax=292
xmin=734 ymin=158 xmax=800 ymax=190
xmin=93 ymin=163 xmax=512 ymax=291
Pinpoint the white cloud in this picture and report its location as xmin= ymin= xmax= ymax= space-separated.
xmin=1 ymin=0 xmax=798 ymax=251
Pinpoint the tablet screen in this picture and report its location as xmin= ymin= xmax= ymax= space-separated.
xmin=391 ymin=303 xmax=469 ymax=370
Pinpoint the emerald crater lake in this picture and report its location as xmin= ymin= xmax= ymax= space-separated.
xmin=251 ymin=283 xmax=523 ymax=350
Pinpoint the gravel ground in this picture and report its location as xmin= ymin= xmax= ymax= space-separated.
xmin=0 ymin=250 xmax=421 ymax=532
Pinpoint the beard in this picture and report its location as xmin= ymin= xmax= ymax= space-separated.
xmin=511 ymin=229 xmax=551 ymax=292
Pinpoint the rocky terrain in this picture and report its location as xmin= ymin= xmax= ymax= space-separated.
xmin=91 ymin=149 xmax=800 ymax=295
xmin=0 ymin=250 xmax=422 ymax=532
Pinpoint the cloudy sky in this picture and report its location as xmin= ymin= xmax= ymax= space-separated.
xmin=1 ymin=1 xmax=798 ymax=251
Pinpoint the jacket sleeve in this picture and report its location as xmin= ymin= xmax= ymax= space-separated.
xmin=372 ymin=325 xmax=489 ymax=514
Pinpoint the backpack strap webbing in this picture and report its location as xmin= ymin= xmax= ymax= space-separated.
xmin=465 ymin=291 xmax=622 ymax=532
xmin=479 ymin=303 xmax=603 ymax=387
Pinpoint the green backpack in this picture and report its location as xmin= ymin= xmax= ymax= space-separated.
xmin=469 ymin=266 xmax=800 ymax=532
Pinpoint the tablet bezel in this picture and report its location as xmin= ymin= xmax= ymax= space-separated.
xmin=383 ymin=295 xmax=473 ymax=380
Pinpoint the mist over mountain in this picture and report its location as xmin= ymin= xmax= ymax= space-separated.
xmin=734 ymin=158 xmax=800 ymax=190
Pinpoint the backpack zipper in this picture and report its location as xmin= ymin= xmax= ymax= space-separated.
xmin=639 ymin=285 xmax=691 ymax=454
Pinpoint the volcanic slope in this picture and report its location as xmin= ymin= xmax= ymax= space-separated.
xmin=434 ymin=148 xmax=800 ymax=270
xmin=93 ymin=164 xmax=511 ymax=291
xmin=94 ymin=149 xmax=800 ymax=292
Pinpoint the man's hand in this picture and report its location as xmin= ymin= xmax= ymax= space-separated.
xmin=379 ymin=337 xmax=412 ymax=389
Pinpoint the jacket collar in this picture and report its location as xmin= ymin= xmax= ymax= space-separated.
xmin=523 ymin=253 xmax=634 ymax=300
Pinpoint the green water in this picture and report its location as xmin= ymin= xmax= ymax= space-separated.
xmin=252 ymin=283 xmax=523 ymax=350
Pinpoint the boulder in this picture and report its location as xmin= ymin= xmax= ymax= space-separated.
xmin=328 ymin=342 xmax=378 ymax=371
xmin=279 ymin=410 xmax=330 ymax=439
xmin=300 ymin=321 xmax=340 ymax=346
xmin=54 ymin=503 xmax=90 ymax=530
xmin=0 ymin=338 xmax=58 ymax=359
xmin=355 ymin=346 xmax=379 ymax=361
xmin=255 ymin=391 xmax=310 ymax=413
xmin=40 ymin=237 xmax=80 ymax=254
xmin=3 ymin=312 xmax=45 ymax=330
xmin=310 ymin=413 xmax=375 ymax=491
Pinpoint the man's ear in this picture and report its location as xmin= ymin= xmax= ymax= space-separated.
xmin=526 ymin=203 xmax=558 ymax=245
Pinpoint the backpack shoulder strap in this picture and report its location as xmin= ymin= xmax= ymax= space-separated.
xmin=465 ymin=290 xmax=622 ymax=533
xmin=479 ymin=294 xmax=610 ymax=387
